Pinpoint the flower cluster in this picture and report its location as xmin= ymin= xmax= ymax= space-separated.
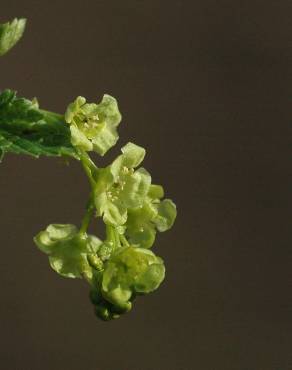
xmin=0 ymin=17 xmax=177 ymax=322
xmin=34 ymin=95 xmax=176 ymax=321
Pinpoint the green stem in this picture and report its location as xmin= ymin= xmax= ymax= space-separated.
xmin=78 ymin=150 xmax=98 ymax=235
xmin=79 ymin=150 xmax=97 ymax=188
xmin=106 ymin=225 xmax=115 ymax=250
xmin=80 ymin=150 xmax=97 ymax=173
xmin=79 ymin=196 xmax=95 ymax=235
xmin=120 ymin=234 xmax=129 ymax=247
xmin=81 ymin=160 xmax=95 ymax=188
xmin=113 ymin=228 xmax=121 ymax=249
xmin=106 ymin=224 xmax=115 ymax=243
xmin=105 ymin=225 xmax=122 ymax=250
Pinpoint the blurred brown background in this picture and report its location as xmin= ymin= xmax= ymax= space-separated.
xmin=0 ymin=1 xmax=291 ymax=369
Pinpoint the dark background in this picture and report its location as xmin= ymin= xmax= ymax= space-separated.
xmin=0 ymin=1 xmax=291 ymax=369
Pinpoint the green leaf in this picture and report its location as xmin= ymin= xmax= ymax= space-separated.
xmin=0 ymin=18 xmax=26 ymax=56
xmin=0 ymin=90 xmax=79 ymax=160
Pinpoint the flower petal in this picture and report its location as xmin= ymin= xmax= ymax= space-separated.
xmin=92 ymin=122 xmax=118 ymax=156
xmin=65 ymin=96 xmax=86 ymax=124
xmin=121 ymin=142 xmax=146 ymax=168
xmin=34 ymin=224 xmax=78 ymax=254
xmin=103 ymin=201 xmax=127 ymax=226
xmin=134 ymin=262 xmax=165 ymax=293
xmin=125 ymin=202 xmax=158 ymax=248
xmin=48 ymin=237 xmax=90 ymax=279
xmin=96 ymin=94 xmax=122 ymax=128
xmin=148 ymin=184 xmax=164 ymax=200
xmin=101 ymin=246 xmax=164 ymax=309
xmin=65 ymin=94 xmax=121 ymax=155
xmin=34 ymin=224 xmax=99 ymax=280
xmin=119 ymin=167 xmax=151 ymax=208
xmin=154 ymin=199 xmax=177 ymax=232
xmin=70 ymin=125 xmax=93 ymax=151
xmin=127 ymin=223 xmax=156 ymax=249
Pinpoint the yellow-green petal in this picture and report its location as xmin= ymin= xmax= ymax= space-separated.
xmin=119 ymin=167 xmax=151 ymax=208
xmin=64 ymin=94 xmax=122 ymax=155
xmin=34 ymin=224 xmax=78 ymax=254
xmin=127 ymin=223 xmax=156 ymax=249
xmin=101 ymin=246 xmax=165 ymax=308
xmin=148 ymin=184 xmax=164 ymax=200
xmin=92 ymin=122 xmax=118 ymax=156
xmin=103 ymin=201 xmax=127 ymax=226
xmin=154 ymin=199 xmax=177 ymax=232
xmin=121 ymin=142 xmax=146 ymax=168
xmin=135 ymin=262 xmax=165 ymax=293
xmin=125 ymin=202 xmax=158 ymax=248
xmin=96 ymin=94 xmax=122 ymax=128
xmin=70 ymin=125 xmax=93 ymax=151
xmin=65 ymin=96 xmax=86 ymax=124
xmin=34 ymin=224 xmax=102 ymax=280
